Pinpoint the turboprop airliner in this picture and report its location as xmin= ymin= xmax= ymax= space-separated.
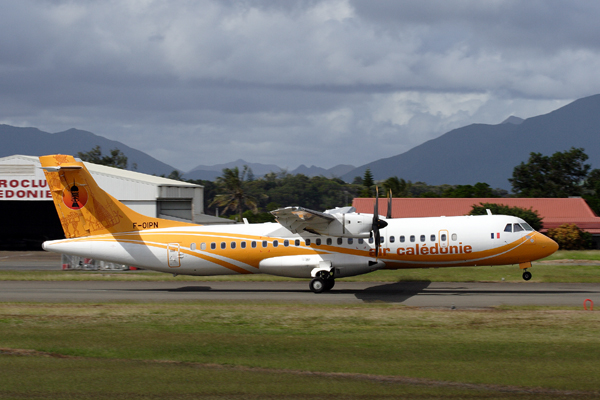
xmin=40 ymin=155 xmax=558 ymax=293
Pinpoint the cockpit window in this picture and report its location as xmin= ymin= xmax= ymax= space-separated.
xmin=504 ymin=224 xmax=512 ymax=232
xmin=520 ymin=222 xmax=534 ymax=231
xmin=513 ymin=223 xmax=524 ymax=232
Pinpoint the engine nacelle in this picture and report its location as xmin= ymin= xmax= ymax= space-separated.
xmin=318 ymin=213 xmax=373 ymax=238
xmin=258 ymin=254 xmax=383 ymax=278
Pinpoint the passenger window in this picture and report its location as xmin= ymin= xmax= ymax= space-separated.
xmin=305 ymin=239 xmax=311 ymax=245
xmin=420 ymin=235 xmax=425 ymax=242
xmin=337 ymin=238 xmax=343 ymax=245
xmin=251 ymin=241 xmax=257 ymax=248
xmin=410 ymin=235 xmax=415 ymax=242
xmin=210 ymin=243 xmax=216 ymax=250
xmin=201 ymin=243 xmax=206 ymax=250
xmin=513 ymin=224 xmax=524 ymax=232
xmin=316 ymin=238 xmax=321 ymax=246
xmin=400 ymin=235 xmax=405 ymax=243
xmin=504 ymin=224 xmax=512 ymax=232
xmin=327 ymin=238 xmax=332 ymax=245
xmin=380 ymin=237 xmax=385 ymax=243
xmin=430 ymin=234 xmax=435 ymax=241
xmin=521 ymin=223 xmax=534 ymax=231
xmin=441 ymin=234 xmax=446 ymax=241
xmin=230 ymin=242 xmax=236 ymax=249
xmin=451 ymin=233 xmax=457 ymax=241
xmin=389 ymin=236 xmax=395 ymax=243
xmin=348 ymin=238 xmax=353 ymax=244
xmin=295 ymin=239 xmax=300 ymax=246
xmin=221 ymin=242 xmax=226 ymax=249
xmin=273 ymin=240 xmax=278 ymax=248
xmin=284 ymin=240 xmax=289 ymax=247
xmin=368 ymin=238 xmax=374 ymax=244
xmin=241 ymin=242 xmax=246 ymax=249
xmin=358 ymin=238 xmax=364 ymax=244
xmin=262 ymin=241 xmax=268 ymax=248
xmin=190 ymin=243 xmax=196 ymax=251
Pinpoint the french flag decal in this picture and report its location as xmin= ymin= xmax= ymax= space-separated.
xmin=491 ymin=233 xmax=500 ymax=239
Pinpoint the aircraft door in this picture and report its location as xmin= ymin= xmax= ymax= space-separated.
xmin=168 ymin=243 xmax=181 ymax=268
xmin=438 ymin=230 xmax=449 ymax=249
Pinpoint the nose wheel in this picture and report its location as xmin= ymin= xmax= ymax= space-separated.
xmin=522 ymin=269 xmax=532 ymax=281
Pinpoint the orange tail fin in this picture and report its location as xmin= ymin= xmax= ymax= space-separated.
xmin=39 ymin=155 xmax=195 ymax=238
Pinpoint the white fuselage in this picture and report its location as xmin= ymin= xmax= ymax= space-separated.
xmin=43 ymin=213 xmax=558 ymax=279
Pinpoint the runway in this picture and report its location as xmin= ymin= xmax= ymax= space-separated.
xmin=0 ymin=280 xmax=597 ymax=307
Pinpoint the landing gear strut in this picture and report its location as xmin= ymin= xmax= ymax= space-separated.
xmin=522 ymin=269 xmax=532 ymax=281
xmin=309 ymin=271 xmax=335 ymax=293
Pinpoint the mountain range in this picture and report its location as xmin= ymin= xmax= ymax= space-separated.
xmin=3 ymin=93 xmax=600 ymax=188
xmin=0 ymin=125 xmax=177 ymax=176
xmin=185 ymin=161 xmax=356 ymax=181
xmin=341 ymin=94 xmax=600 ymax=189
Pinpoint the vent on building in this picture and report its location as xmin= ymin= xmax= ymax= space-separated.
xmin=0 ymin=164 xmax=36 ymax=175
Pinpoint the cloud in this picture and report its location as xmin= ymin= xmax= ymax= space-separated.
xmin=0 ymin=0 xmax=598 ymax=172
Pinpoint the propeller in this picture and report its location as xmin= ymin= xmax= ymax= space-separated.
xmin=371 ymin=187 xmax=388 ymax=258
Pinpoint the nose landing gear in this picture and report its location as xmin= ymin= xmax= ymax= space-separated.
xmin=522 ymin=269 xmax=532 ymax=281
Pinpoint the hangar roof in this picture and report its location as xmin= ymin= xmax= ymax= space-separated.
xmin=0 ymin=155 xmax=200 ymax=188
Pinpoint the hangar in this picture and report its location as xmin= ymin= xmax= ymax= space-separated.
xmin=0 ymin=155 xmax=230 ymax=250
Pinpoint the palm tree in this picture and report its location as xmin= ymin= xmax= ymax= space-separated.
xmin=210 ymin=166 xmax=259 ymax=222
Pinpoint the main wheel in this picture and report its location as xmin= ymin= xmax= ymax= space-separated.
xmin=309 ymin=277 xmax=326 ymax=293
xmin=324 ymin=278 xmax=335 ymax=291
xmin=522 ymin=270 xmax=532 ymax=281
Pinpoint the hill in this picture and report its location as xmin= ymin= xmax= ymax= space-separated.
xmin=0 ymin=125 xmax=177 ymax=176
xmin=186 ymin=160 xmax=355 ymax=180
xmin=342 ymin=94 xmax=600 ymax=190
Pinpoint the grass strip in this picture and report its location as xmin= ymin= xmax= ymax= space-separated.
xmin=0 ymin=302 xmax=599 ymax=396
xmin=1 ymin=261 xmax=599 ymax=283
xmin=1 ymin=348 xmax=597 ymax=399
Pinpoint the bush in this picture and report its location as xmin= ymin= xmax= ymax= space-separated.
xmin=546 ymin=224 xmax=592 ymax=250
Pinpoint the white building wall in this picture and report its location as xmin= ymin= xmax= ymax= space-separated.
xmin=0 ymin=155 xmax=204 ymax=222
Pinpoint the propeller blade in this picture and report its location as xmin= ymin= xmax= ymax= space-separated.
xmin=386 ymin=189 xmax=393 ymax=219
xmin=371 ymin=187 xmax=387 ymax=259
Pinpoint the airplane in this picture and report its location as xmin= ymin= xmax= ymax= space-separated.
xmin=39 ymin=154 xmax=559 ymax=293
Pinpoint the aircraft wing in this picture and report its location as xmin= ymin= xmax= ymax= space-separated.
xmin=270 ymin=206 xmax=335 ymax=234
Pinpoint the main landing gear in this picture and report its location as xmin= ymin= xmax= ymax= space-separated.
xmin=309 ymin=271 xmax=335 ymax=293
xmin=522 ymin=269 xmax=532 ymax=281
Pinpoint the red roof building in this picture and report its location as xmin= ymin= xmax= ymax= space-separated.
xmin=352 ymin=198 xmax=600 ymax=236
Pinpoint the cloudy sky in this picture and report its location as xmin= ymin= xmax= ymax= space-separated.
xmin=2 ymin=0 xmax=600 ymax=172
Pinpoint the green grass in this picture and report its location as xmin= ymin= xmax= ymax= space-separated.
xmin=0 ymin=302 xmax=599 ymax=399
xmin=1 ymin=262 xmax=599 ymax=283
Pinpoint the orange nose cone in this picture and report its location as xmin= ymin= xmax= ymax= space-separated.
xmin=537 ymin=232 xmax=559 ymax=258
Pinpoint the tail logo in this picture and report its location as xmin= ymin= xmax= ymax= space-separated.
xmin=63 ymin=182 xmax=88 ymax=210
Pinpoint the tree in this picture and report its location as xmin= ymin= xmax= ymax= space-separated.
xmin=442 ymin=182 xmax=496 ymax=198
xmin=167 ymin=170 xmax=184 ymax=181
xmin=383 ymin=176 xmax=411 ymax=197
xmin=583 ymin=168 xmax=600 ymax=215
xmin=469 ymin=203 xmax=543 ymax=231
xmin=77 ymin=146 xmax=128 ymax=169
xmin=510 ymin=147 xmax=590 ymax=197
xmin=210 ymin=166 xmax=259 ymax=222
xmin=360 ymin=169 xmax=374 ymax=197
